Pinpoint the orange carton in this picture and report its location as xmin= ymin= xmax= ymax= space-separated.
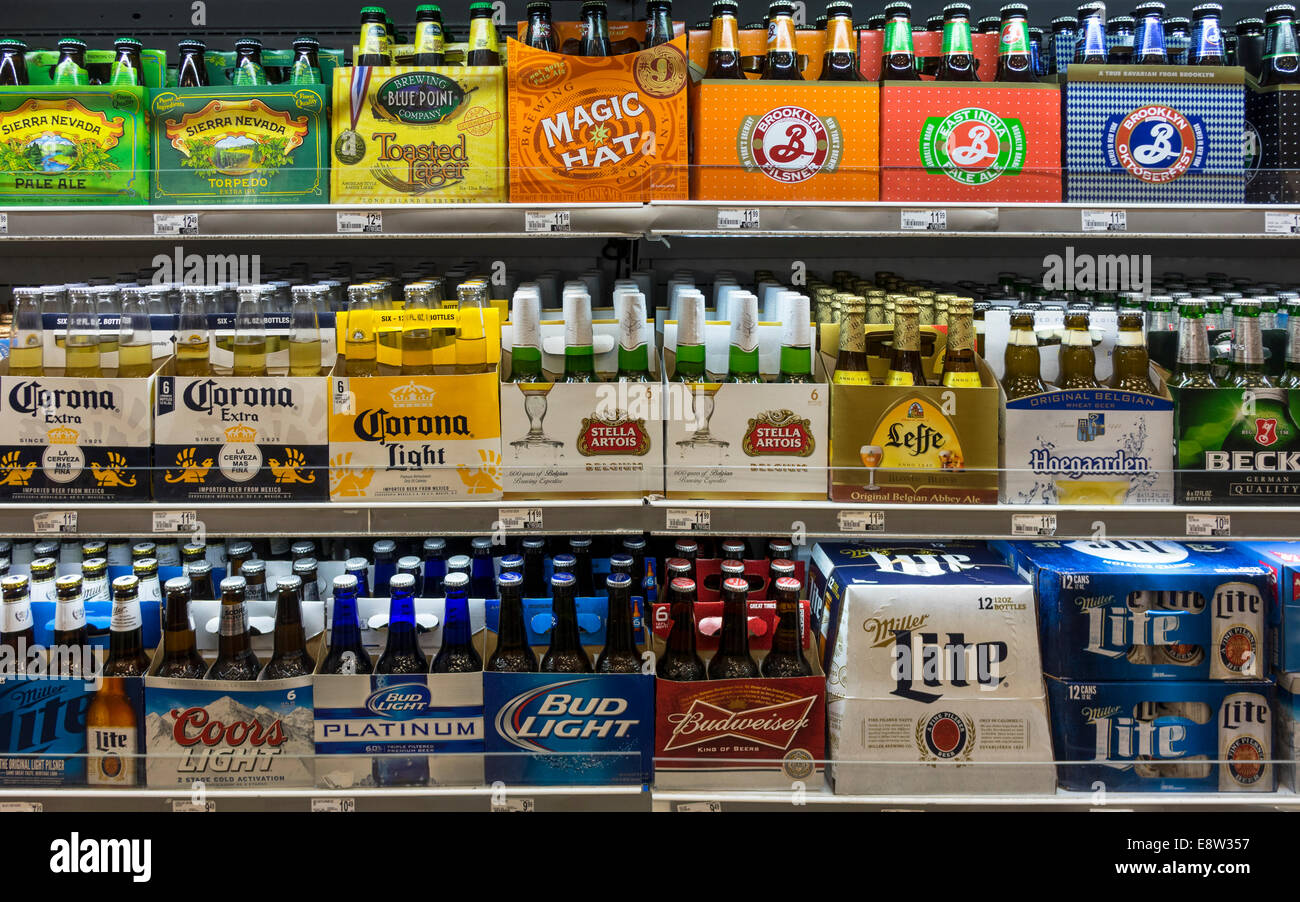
xmin=691 ymin=80 xmax=879 ymax=200
xmin=507 ymin=32 xmax=689 ymax=203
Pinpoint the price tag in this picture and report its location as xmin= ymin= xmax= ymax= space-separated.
xmin=838 ymin=510 xmax=885 ymax=533
xmin=152 ymin=510 xmax=198 ymax=533
xmin=525 ymin=210 xmax=571 ymax=233
xmin=33 ymin=511 xmax=77 ymax=534
xmin=717 ymin=208 xmax=761 ymax=230
xmin=0 ymin=212 xmax=9 ymax=234
xmin=172 ymin=800 xmax=216 ymax=812
xmin=1012 ymin=513 xmax=1057 ymax=536
xmin=311 ymin=798 xmax=356 ymax=812
xmin=901 ymin=209 xmax=946 ymax=231
xmin=1082 ymin=209 xmax=1127 ymax=232
xmin=675 ymin=801 xmax=723 ymax=812
xmin=491 ymin=797 xmax=534 ymax=812
xmin=0 ymin=801 xmax=41 ymax=812
xmin=1265 ymin=211 xmax=1300 ymax=234
xmin=665 ymin=508 xmax=711 ymax=531
xmin=498 ymin=507 xmax=544 ymax=530
xmin=1186 ymin=514 xmax=1231 ymax=537
xmin=337 ymin=211 xmax=383 ymax=234
xmin=153 ymin=212 xmax=199 ymax=236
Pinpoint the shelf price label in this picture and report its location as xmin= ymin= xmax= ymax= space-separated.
xmin=665 ymin=508 xmax=711 ymax=531
xmin=33 ymin=511 xmax=77 ymax=534
xmin=717 ymin=208 xmax=761 ymax=230
xmin=1081 ymin=209 xmax=1127 ymax=232
xmin=1265 ymin=211 xmax=1300 ymax=234
xmin=154 ymin=213 xmax=199 ymax=236
xmin=525 ymin=210 xmax=571 ymax=233
xmin=491 ymin=797 xmax=534 ymax=812
xmin=172 ymin=800 xmax=216 ymax=812
xmin=901 ymin=209 xmax=946 ymax=231
xmin=0 ymin=212 xmax=8 ymax=234
xmin=1186 ymin=514 xmax=1231 ymax=537
xmin=337 ymin=211 xmax=383 ymax=234
xmin=1012 ymin=513 xmax=1057 ymax=536
xmin=675 ymin=801 xmax=723 ymax=812
xmin=153 ymin=510 xmax=198 ymax=533
xmin=498 ymin=507 xmax=544 ymax=530
xmin=0 ymin=801 xmax=41 ymax=812
xmin=838 ymin=510 xmax=885 ymax=533
xmin=311 ymin=798 xmax=356 ymax=812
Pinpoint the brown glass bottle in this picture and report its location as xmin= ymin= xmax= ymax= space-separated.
xmin=885 ymin=299 xmax=928 ymax=386
xmin=1059 ymin=311 xmax=1101 ymax=389
xmin=821 ymin=0 xmax=865 ymax=80
xmin=104 ymin=576 xmax=151 ymax=677
xmin=486 ymin=573 xmax=538 ymax=672
xmin=157 ymin=577 xmax=208 ymax=679
xmin=1002 ymin=310 xmax=1048 ymax=399
xmin=541 ymin=573 xmax=593 ymax=673
xmin=51 ymin=575 xmax=90 ymax=678
xmin=0 ymin=40 xmax=29 ymax=86
xmin=206 ymin=576 xmax=260 ymax=681
xmin=596 ymin=574 xmax=642 ymax=673
xmin=763 ymin=0 xmax=804 ymax=79
xmin=882 ymin=1 xmax=921 ymax=79
xmin=1110 ymin=311 xmax=1158 ymax=394
xmin=708 ymin=576 xmax=760 ymax=679
xmin=935 ymin=2 xmax=979 ymax=80
xmin=656 ymin=577 xmax=707 ymax=681
xmin=705 ymin=0 xmax=745 ymax=77
xmin=939 ymin=297 xmax=981 ymax=387
xmin=995 ymin=3 xmax=1038 ymax=81
xmin=761 ymin=576 xmax=812 ymax=677
xmin=262 ymin=576 xmax=316 ymax=679
xmin=833 ymin=294 xmax=872 ymax=384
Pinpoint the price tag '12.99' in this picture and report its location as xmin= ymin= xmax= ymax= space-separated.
xmin=337 ymin=211 xmax=383 ymax=234
xmin=154 ymin=213 xmax=199 ymax=236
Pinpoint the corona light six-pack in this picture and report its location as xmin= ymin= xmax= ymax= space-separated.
xmin=808 ymin=541 xmax=1054 ymax=795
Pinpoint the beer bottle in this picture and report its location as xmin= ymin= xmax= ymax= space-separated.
xmin=520 ymin=538 xmax=547 ymax=597
xmin=725 ymin=291 xmax=763 ymax=383
xmin=882 ymin=1 xmax=921 ymax=78
xmin=175 ymin=287 xmax=210 ymax=376
xmin=487 ymin=571 xmax=538 ymax=671
xmin=719 ymin=538 xmax=747 ymax=561
xmin=8 ymin=287 xmax=43 ymax=376
xmin=395 ymin=556 xmax=422 ymax=599
xmin=0 ymin=40 xmax=28 ymax=86
xmin=939 ymin=298 xmax=981 ymax=387
xmin=525 ymin=1 xmax=558 ymax=52
xmin=470 ymin=536 xmax=497 ymax=599
xmin=1059 ymin=311 xmax=1101 ymax=389
xmin=567 ymin=536 xmax=595 ymax=596
xmin=1280 ymin=300 xmax=1300 ymax=387
xmin=580 ymin=0 xmax=613 ymax=56
xmin=54 ymin=38 xmax=89 ymax=86
xmin=1172 ymin=300 xmax=1219 ymax=388
xmin=764 ymin=1 xmax=804 ymax=79
xmin=288 ymin=37 xmax=321 ymax=84
xmin=454 ymin=279 xmax=492 ymax=376
xmin=1110 ymin=311 xmax=1158 ymax=394
xmin=708 ymin=576 xmax=760 ymax=679
xmin=287 ymin=284 xmax=322 ymax=376
xmin=1260 ymin=4 xmax=1300 ymax=85
xmin=414 ymin=5 xmax=447 ymax=65
xmin=656 ymin=577 xmax=706 ymax=681
xmin=82 ymin=557 xmax=110 ymax=603
xmin=1189 ymin=3 xmax=1226 ymax=64
xmin=376 ymin=573 xmax=428 ymax=673
xmin=51 ymin=575 xmax=89 ymax=678
xmin=232 ymin=38 xmax=269 ymax=86
xmin=1108 ymin=16 xmax=1136 ymax=63
xmin=507 ymin=286 xmax=545 ymax=383
xmin=622 ymin=536 xmax=649 ymax=593
xmin=541 ymin=573 xmax=593 ymax=672
xmin=261 ymin=576 xmax=316 ymax=680
xmin=1002 ymin=310 xmax=1047 ymax=399
xmin=1 ymin=575 xmax=33 ymax=675
xmin=30 ymin=557 xmax=57 ymax=603
xmin=777 ymin=293 xmax=815 ymax=383
xmin=175 ymin=39 xmax=208 ymax=86
xmin=207 ymin=576 xmax=259 ymax=680
xmin=609 ymin=553 xmax=635 ymax=579
xmin=885 ymin=298 xmax=927 ymax=386
xmin=421 ymin=538 xmax=447 ymax=596
xmin=706 ymin=0 xmax=745 ymax=77
xmin=157 ymin=577 xmax=207 ymax=679
xmin=670 ymin=290 xmax=707 ymax=381
xmin=129 ymin=541 xmax=154 ymax=564
xmin=674 ymin=539 xmax=700 ymax=582
xmin=647 ymin=0 xmax=675 ymax=48
xmin=833 ymin=294 xmax=871 ymax=384
xmin=935 ymin=3 xmax=979 ymax=80
xmin=1076 ymin=2 xmax=1108 ymax=63
xmin=345 ymin=284 xmax=379 ymax=377
xmin=65 ymin=286 xmax=102 ymax=377
xmin=186 ymin=560 xmax=217 ymax=601
xmin=357 ymin=6 xmax=392 ymax=65
xmin=997 ymin=3 xmax=1038 ymax=81
xmin=1237 ymin=16 xmax=1266 ymax=73
xmin=1230 ymin=299 xmax=1273 ymax=387
xmin=321 ymin=574 xmax=373 ymax=674
xmin=821 ymin=0 xmax=864 ymax=80
xmin=85 ymin=667 xmax=140 ymax=785
xmin=396 ymin=283 xmax=434 ymax=376
xmin=110 ymin=37 xmax=145 ymax=87
xmin=762 ymin=576 xmax=812 ymax=677
xmin=467 ymin=2 xmax=502 ymax=65
xmin=446 ymin=553 xmax=472 ymax=589
xmin=240 ymin=560 xmax=267 ymax=602
xmin=429 ymin=571 xmax=481 ymax=673
xmin=596 ymin=574 xmax=642 ymax=673
xmin=117 ymin=286 xmax=152 ymax=377
xmin=616 ymin=291 xmax=653 ymax=382
xmin=231 ymin=285 xmax=267 ymax=377
xmin=559 ymin=286 xmax=597 ymax=382
xmin=105 ymin=576 xmax=151 ymax=677
xmin=372 ymin=539 xmax=397 ymax=598
xmin=1133 ymin=1 xmax=1168 ymax=64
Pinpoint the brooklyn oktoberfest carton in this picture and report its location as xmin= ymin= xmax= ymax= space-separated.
xmin=808 ymin=542 xmax=1054 ymax=795
xmin=153 ymin=370 xmax=330 ymax=502
xmin=1064 ymin=65 xmax=1245 ymax=204
xmin=0 ymin=84 xmax=149 ymax=205
xmin=1174 ymin=386 xmax=1300 ymax=504
xmin=330 ymin=65 xmax=506 ymax=203
xmin=314 ymin=597 xmax=485 ymax=789
xmin=879 ymin=82 xmax=1061 ymax=202
xmin=1046 ymin=677 xmax=1274 ymax=792
xmin=482 ymin=595 xmax=654 ymax=786
xmin=1003 ymin=539 xmax=1271 ymax=682
xmin=507 ymin=30 xmax=689 ymax=203
xmin=663 ymin=320 xmax=828 ymax=500
xmin=1245 ymin=80 xmax=1300 ymax=202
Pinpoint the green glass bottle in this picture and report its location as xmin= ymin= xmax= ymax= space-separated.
xmin=1171 ymin=300 xmax=1219 ymax=388
xmin=507 ymin=287 xmax=546 ymax=384
xmin=559 ymin=287 xmax=597 ymax=383
xmin=777 ymin=292 xmax=814 ymax=384
xmin=724 ymin=292 xmax=763 ymax=384
xmin=616 ymin=290 xmax=652 ymax=383
xmin=670 ymin=290 xmax=707 ymax=382
xmin=1280 ymin=299 xmax=1300 ymax=388
xmin=1229 ymin=299 xmax=1273 ymax=388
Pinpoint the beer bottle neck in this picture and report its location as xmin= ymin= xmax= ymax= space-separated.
xmin=497 ymin=588 xmax=531 ymax=648
xmin=666 ymin=594 xmax=698 ymax=654
xmin=274 ymin=589 xmax=307 ymax=656
xmin=550 ymin=587 xmax=583 ymax=649
xmin=217 ymin=597 xmax=250 ymax=656
xmin=1177 ymin=317 xmax=1212 ymax=365
xmin=769 ymin=14 xmax=797 ymax=52
xmin=839 ymin=309 xmax=866 ymax=353
xmin=711 ymin=13 xmax=740 ymax=52
xmin=385 ymin=591 xmax=422 ymax=652
xmin=779 ymin=342 xmax=811 ymax=378
xmin=892 ymin=310 xmax=919 ymax=352
xmin=884 ymin=15 xmax=915 ymax=55
xmin=1234 ymin=316 xmax=1265 ymax=364
xmin=942 ymin=16 xmax=973 ymax=56
xmin=999 ymin=17 xmax=1031 ymax=54
xmin=727 ymin=341 xmax=760 ymax=377
xmin=604 ymin=586 xmax=638 ymax=654
xmin=329 ymin=591 xmax=365 ymax=650
xmin=770 ymin=589 xmax=802 ymax=654
xmin=826 ymin=14 xmax=856 ymax=51
xmin=718 ymin=589 xmax=750 ymax=655
xmin=675 ymin=341 xmax=706 ymax=376
xmin=1287 ymin=315 xmax=1300 ymax=365
xmin=443 ymin=589 xmax=473 ymax=647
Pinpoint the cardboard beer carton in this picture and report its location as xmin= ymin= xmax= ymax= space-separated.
xmin=1239 ymin=542 xmax=1300 ymax=673
xmin=1002 ymin=539 xmax=1272 ymax=681
xmin=1046 ymin=676 xmax=1275 ymax=792
xmin=1245 ymin=80 xmax=1300 ymax=202
xmin=808 ymin=541 xmax=1054 ymax=795
xmin=1173 ymin=386 xmax=1300 ymax=505
xmin=692 ymin=556 xmax=806 ymax=603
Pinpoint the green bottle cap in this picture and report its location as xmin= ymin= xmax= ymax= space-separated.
xmin=293 ymin=37 xmax=320 ymax=47
xmin=0 ymin=39 xmax=28 ymax=50
xmin=115 ymin=37 xmax=143 ymax=48
xmin=235 ymin=37 xmax=263 ymax=47
xmin=58 ymin=38 xmax=87 ymax=49
xmin=416 ymin=3 xmax=443 ymax=11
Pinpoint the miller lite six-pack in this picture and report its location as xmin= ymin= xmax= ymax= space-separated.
xmin=1002 ymin=539 xmax=1276 ymax=792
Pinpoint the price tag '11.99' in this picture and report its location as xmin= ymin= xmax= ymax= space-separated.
xmin=1012 ymin=513 xmax=1057 ymax=536
xmin=665 ymin=508 xmax=711 ymax=531
xmin=901 ymin=209 xmax=946 ymax=231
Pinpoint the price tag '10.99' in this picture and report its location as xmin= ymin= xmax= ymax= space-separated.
xmin=1186 ymin=514 xmax=1231 ymax=537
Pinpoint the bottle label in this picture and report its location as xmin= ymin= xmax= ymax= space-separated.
xmin=941 ymin=371 xmax=983 ymax=388
xmin=31 ymin=576 xmax=56 ymax=602
xmin=711 ymin=18 xmax=739 ymax=52
xmin=137 ymin=577 xmax=161 ymax=602
xmin=416 ymin=21 xmax=446 ymax=53
xmin=1116 ymin=329 xmax=1146 ymax=347
xmin=87 ymin=726 xmax=137 ymax=786
xmin=833 ymin=370 xmax=874 ymax=385
xmin=885 ymin=19 xmax=915 ymax=54
xmin=885 ymin=370 xmax=916 ymax=386
xmin=220 ymin=603 xmax=247 ymax=637
xmin=943 ymin=20 xmax=974 ymax=55
xmin=469 ymin=19 xmax=499 ymax=52
xmin=83 ymin=576 xmax=109 ymax=602
xmin=1 ymin=599 xmax=31 ymax=633
xmin=360 ymin=23 xmax=387 ymax=55
xmin=999 ymin=20 xmax=1031 ymax=55
xmin=111 ymin=599 xmax=142 ymax=632
xmin=55 ymin=596 xmax=86 ymax=631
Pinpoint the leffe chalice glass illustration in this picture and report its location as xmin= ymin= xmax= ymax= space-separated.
xmin=512 ymin=382 xmax=563 ymax=448
xmin=678 ymin=383 xmax=729 ymax=448
xmin=859 ymin=444 xmax=883 ymax=491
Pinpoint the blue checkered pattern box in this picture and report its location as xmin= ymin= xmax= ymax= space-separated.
xmin=1066 ymin=64 xmax=1244 ymax=204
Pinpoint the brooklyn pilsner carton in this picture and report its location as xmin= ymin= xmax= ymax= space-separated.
xmin=808 ymin=541 xmax=1054 ymax=795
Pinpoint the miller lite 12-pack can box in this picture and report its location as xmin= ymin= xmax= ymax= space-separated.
xmin=1046 ymin=677 xmax=1274 ymax=792
xmin=808 ymin=542 xmax=1055 ymax=795
xmin=1001 ymin=539 xmax=1271 ymax=681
